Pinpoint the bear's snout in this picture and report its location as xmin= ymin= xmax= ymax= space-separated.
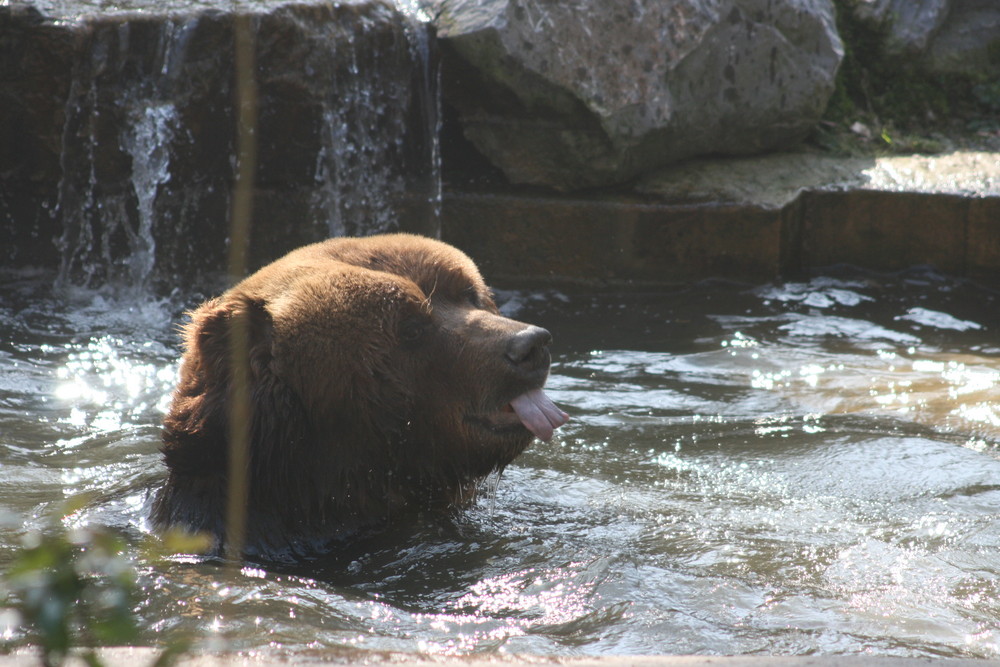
xmin=504 ymin=325 xmax=552 ymax=377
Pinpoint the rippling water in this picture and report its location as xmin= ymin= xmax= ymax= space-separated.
xmin=1 ymin=266 xmax=998 ymax=659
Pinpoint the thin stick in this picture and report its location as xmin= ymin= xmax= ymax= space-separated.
xmin=225 ymin=11 xmax=257 ymax=563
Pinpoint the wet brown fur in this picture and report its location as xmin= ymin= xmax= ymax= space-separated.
xmin=150 ymin=234 xmax=551 ymax=561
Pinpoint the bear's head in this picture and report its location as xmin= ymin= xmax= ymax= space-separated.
xmin=150 ymin=234 xmax=567 ymax=561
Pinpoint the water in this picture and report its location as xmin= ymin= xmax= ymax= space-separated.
xmin=1 ymin=266 xmax=998 ymax=659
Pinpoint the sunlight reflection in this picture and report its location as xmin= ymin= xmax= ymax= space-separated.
xmin=354 ymin=561 xmax=615 ymax=656
xmin=454 ymin=564 xmax=595 ymax=624
xmin=740 ymin=339 xmax=1000 ymax=441
xmin=52 ymin=336 xmax=177 ymax=431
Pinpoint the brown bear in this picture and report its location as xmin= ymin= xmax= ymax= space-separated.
xmin=150 ymin=233 xmax=567 ymax=561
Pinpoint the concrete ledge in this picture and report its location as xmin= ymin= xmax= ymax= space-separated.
xmin=441 ymin=151 xmax=1000 ymax=287
xmin=441 ymin=193 xmax=788 ymax=286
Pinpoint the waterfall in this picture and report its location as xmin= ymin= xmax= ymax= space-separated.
xmin=309 ymin=2 xmax=442 ymax=240
xmin=33 ymin=1 xmax=441 ymax=292
xmin=398 ymin=0 xmax=443 ymax=230
xmin=123 ymin=103 xmax=177 ymax=290
xmin=54 ymin=16 xmax=195 ymax=291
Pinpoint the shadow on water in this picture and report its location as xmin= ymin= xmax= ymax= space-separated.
xmin=1 ymin=265 xmax=999 ymax=659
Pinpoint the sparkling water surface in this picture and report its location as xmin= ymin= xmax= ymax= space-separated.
xmin=1 ymin=266 xmax=998 ymax=659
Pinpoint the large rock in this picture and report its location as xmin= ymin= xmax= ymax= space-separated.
xmin=432 ymin=0 xmax=843 ymax=190
xmin=926 ymin=0 xmax=1000 ymax=76
xmin=0 ymin=0 xmax=439 ymax=288
xmin=848 ymin=0 xmax=1000 ymax=76
xmin=850 ymin=0 xmax=950 ymax=54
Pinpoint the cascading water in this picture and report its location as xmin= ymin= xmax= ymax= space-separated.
xmin=53 ymin=15 xmax=197 ymax=290
xmin=311 ymin=28 xmax=407 ymax=239
xmin=395 ymin=0 xmax=443 ymax=226
xmin=16 ymin=0 xmax=441 ymax=291
xmin=123 ymin=103 xmax=177 ymax=290
xmin=310 ymin=0 xmax=442 ymax=238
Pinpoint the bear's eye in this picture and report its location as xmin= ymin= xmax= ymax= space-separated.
xmin=399 ymin=317 xmax=427 ymax=343
xmin=461 ymin=286 xmax=480 ymax=308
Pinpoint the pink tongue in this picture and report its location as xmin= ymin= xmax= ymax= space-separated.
xmin=509 ymin=388 xmax=569 ymax=442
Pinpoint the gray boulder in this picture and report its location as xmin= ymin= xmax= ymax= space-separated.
xmin=433 ymin=0 xmax=843 ymax=190
xmin=850 ymin=0 xmax=950 ymax=54
xmin=848 ymin=0 xmax=1000 ymax=77
xmin=927 ymin=0 xmax=1000 ymax=76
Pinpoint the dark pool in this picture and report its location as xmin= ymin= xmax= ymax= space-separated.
xmin=1 ymin=266 xmax=998 ymax=659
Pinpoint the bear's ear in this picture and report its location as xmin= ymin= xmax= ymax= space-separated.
xmin=158 ymin=292 xmax=322 ymax=544
xmin=162 ymin=295 xmax=310 ymax=473
xmin=162 ymin=296 xmax=256 ymax=472
xmin=181 ymin=295 xmax=272 ymax=384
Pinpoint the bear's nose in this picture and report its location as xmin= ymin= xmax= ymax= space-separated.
xmin=505 ymin=325 xmax=552 ymax=371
